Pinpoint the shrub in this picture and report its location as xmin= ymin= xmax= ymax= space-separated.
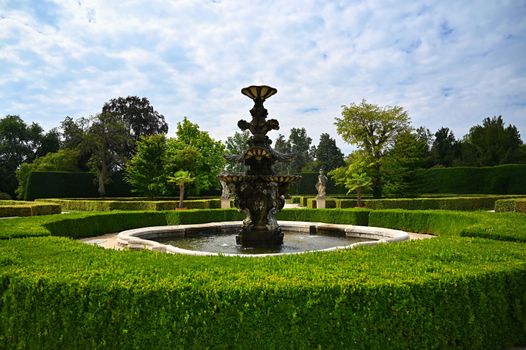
xmin=23 ymin=171 xmax=131 ymax=200
xmin=1 ymin=209 xmax=526 ymax=348
xmin=495 ymin=198 xmax=526 ymax=214
xmin=412 ymin=164 xmax=526 ymax=194
xmin=0 ymin=202 xmax=61 ymax=218
xmin=0 ymin=235 xmax=525 ymax=349
xmin=278 ymin=208 xmax=370 ymax=226
xmin=306 ymin=198 xmax=337 ymax=209
xmin=37 ymin=198 xmax=222 ymax=211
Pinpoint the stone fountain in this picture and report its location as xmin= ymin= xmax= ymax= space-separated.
xmin=219 ymin=85 xmax=301 ymax=246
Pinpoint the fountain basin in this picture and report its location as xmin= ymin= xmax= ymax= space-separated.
xmin=117 ymin=221 xmax=409 ymax=257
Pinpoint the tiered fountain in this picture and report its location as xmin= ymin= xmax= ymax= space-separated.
xmin=219 ymin=85 xmax=301 ymax=247
xmin=116 ymin=85 xmax=409 ymax=256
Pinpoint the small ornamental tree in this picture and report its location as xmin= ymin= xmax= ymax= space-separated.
xmin=168 ymin=170 xmax=195 ymax=208
xmin=330 ymin=150 xmax=373 ymax=207
xmin=345 ymin=173 xmax=372 ymax=207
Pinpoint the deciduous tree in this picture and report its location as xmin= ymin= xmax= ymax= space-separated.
xmin=335 ymin=100 xmax=410 ymax=198
xmin=125 ymin=134 xmax=168 ymax=197
xmin=84 ymin=113 xmax=130 ymax=196
xmin=0 ymin=115 xmax=57 ymax=196
xmin=224 ymin=130 xmax=250 ymax=173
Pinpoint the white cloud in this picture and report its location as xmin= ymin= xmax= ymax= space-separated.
xmin=0 ymin=0 xmax=525 ymax=155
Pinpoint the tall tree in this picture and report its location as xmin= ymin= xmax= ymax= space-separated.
xmin=84 ymin=113 xmax=131 ymax=196
xmin=314 ymin=133 xmax=345 ymax=172
xmin=166 ymin=117 xmax=225 ymax=195
xmin=382 ymin=129 xmax=431 ymax=196
xmin=273 ymin=134 xmax=292 ymax=174
xmin=102 ymin=96 xmax=168 ymax=158
xmin=224 ymin=130 xmax=250 ymax=173
xmin=461 ymin=116 xmax=522 ymax=166
xmin=0 ymin=115 xmax=54 ymax=196
xmin=335 ymin=100 xmax=410 ymax=198
xmin=125 ymin=134 xmax=168 ymax=197
xmin=289 ymin=127 xmax=314 ymax=173
xmin=431 ymin=127 xmax=459 ymax=167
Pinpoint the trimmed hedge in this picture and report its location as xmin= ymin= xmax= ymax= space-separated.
xmin=23 ymin=171 xmax=131 ymax=200
xmin=0 ymin=209 xmax=244 ymax=240
xmin=0 ymin=201 xmax=61 ymax=218
xmin=2 ymin=206 xmax=525 ymax=243
xmin=369 ymin=209 xmax=526 ymax=243
xmin=411 ymin=164 xmax=526 ymax=194
xmin=296 ymin=195 xmax=519 ymax=211
xmin=1 ymin=209 xmax=526 ymax=348
xmin=306 ymin=198 xmax=338 ymax=209
xmin=495 ymin=198 xmax=526 ymax=214
xmin=1 ymin=234 xmax=525 ymax=348
xmin=36 ymin=198 xmax=221 ymax=211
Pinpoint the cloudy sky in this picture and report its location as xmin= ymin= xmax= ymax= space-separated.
xmin=1 ymin=0 xmax=525 ymax=154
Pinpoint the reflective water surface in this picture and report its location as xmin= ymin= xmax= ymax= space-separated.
xmin=156 ymin=231 xmax=373 ymax=255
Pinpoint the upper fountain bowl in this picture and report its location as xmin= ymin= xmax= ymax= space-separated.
xmin=241 ymin=85 xmax=277 ymax=101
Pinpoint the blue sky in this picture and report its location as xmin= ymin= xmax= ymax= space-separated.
xmin=1 ymin=0 xmax=525 ymax=154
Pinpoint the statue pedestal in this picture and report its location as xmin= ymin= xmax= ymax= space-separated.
xmin=221 ymin=198 xmax=230 ymax=209
xmin=316 ymin=197 xmax=326 ymax=209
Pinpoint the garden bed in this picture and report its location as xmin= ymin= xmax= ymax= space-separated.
xmin=0 ymin=208 xmax=525 ymax=348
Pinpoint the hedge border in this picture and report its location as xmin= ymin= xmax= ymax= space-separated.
xmin=0 ymin=201 xmax=61 ymax=218
xmin=0 ymin=209 xmax=525 ymax=349
xmin=495 ymin=198 xmax=526 ymax=214
xmin=36 ymin=198 xmax=222 ymax=211
xmin=295 ymin=195 xmax=523 ymax=211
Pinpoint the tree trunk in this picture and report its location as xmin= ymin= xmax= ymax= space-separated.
xmin=178 ymin=183 xmax=184 ymax=208
xmin=372 ymin=162 xmax=382 ymax=198
xmin=98 ymin=163 xmax=107 ymax=197
xmin=356 ymin=188 xmax=362 ymax=207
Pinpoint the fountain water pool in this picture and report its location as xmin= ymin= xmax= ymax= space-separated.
xmin=117 ymin=221 xmax=409 ymax=257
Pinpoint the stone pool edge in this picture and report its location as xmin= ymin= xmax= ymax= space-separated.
xmin=115 ymin=221 xmax=410 ymax=258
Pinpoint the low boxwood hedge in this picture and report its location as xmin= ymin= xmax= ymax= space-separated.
xmin=0 ymin=209 xmax=244 ymax=240
xmin=0 ymin=201 xmax=61 ymax=218
xmin=1 ymin=209 xmax=526 ymax=348
xmin=36 ymin=198 xmax=221 ymax=211
xmin=297 ymin=195 xmax=521 ymax=211
xmin=1 ymin=235 xmax=525 ymax=349
xmin=495 ymin=198 xmax=526 ymax=213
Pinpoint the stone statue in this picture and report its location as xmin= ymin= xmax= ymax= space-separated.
xmin=220 ymin=178 xmax=230 ymax=200
xmin=316 ymin=168 xmax=328 ymax=199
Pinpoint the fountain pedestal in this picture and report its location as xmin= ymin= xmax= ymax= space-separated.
xmin=220 ymin=85 xmax=300 ymax=247
xmin=219 ymin=174 xmax=300 ymax=246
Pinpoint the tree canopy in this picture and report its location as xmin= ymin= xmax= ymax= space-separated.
xmin=125 ymin=134 xmax=168 ymax=197
xmin=314 ymin=133 xmax=345 ymax=172
xmin=461 ymin=116 xmax=523 ymax=166
xmin=224 ymin=130 xmax=250 ymax=173
xmin=335 ymin=100 xmax=410 ymax=197
xmin=102 ymin=96 xmax=168 ymax=141
xmin=0 ymin=115 xmax=59 ymax=196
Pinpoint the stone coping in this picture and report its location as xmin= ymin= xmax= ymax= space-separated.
xmin=117 ymin=221 xmax=409 ymax=258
